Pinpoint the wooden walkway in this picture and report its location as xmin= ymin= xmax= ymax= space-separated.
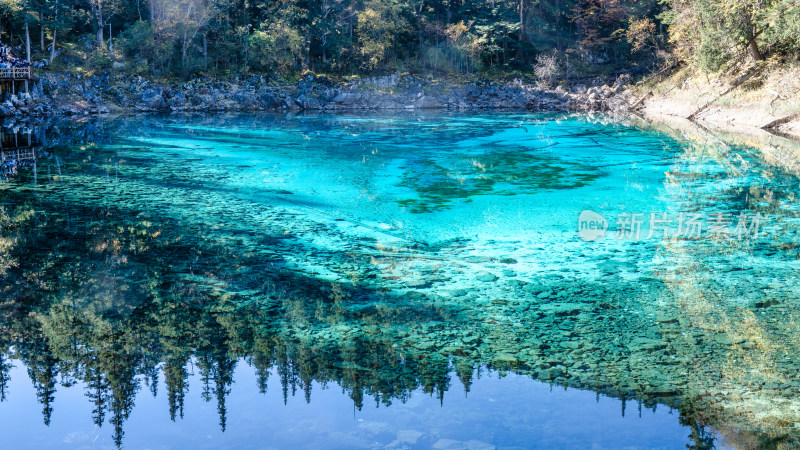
xmin=0 ymin=67 xmax=37 ymax=95
xmin=0 ymin=67 xmax=32 ymax=80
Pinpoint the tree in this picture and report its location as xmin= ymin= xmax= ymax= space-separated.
xmin=149 ymin=0 xmax=225 ymax=74
xmin=662 ymin=0 xmax=791 ymax=70
xmin=355 ymin=0 xmax=409 ymax=71
xmin=49 ymin=0 xmax=63 ymax=63
xmin=721 ymin=0 xmax=770 ymax=60
xmin=249 ymin=21 xmax=304 ymax=74
xmin=89 ymin=0 xmax=105 ymax=47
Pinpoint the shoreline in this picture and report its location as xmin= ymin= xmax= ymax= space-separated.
xmin=637 ymin=98 xmax=800 ymax=141
xmin=5 ymin=70 xmax=800 ymax=174
xmin=629 ymin=63 xmax=800 ymax=140
xmin=4 ymin=69 xmax=798 ymax=146
xmin=4 ymin=72 xmax=629 ymax=118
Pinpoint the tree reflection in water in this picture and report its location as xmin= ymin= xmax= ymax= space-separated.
xmin=3 ymin=115 xmax=798 ymax=448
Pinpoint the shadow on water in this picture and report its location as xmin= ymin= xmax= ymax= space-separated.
xmin=2 ymin=113 xmax=800 ymax=448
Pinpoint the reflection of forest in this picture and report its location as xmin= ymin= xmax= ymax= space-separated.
xmin=0 ymin=191 xmax=721 ymax=448
xmin=1 ymin=117 xmax=799 ymax=447
xmin=0 ymin=193 xmax=467 ymax=446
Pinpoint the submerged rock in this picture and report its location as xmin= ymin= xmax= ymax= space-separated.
xmin=540 ymin=303 xmax=585 ymax=317
xmin=753 ymin=298 xmax=781 ymax=308
xmin=476 ymin=272 xmax=499 ymax=282
xmin=396 ymin=430 xmax=423 ymax=444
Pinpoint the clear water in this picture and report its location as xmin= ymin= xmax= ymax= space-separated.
xmin=1 ymin=112 xmax=798 ymax=448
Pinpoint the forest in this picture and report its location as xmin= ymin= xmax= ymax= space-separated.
xmin=0 ymin=0 xmax=796 ymax=80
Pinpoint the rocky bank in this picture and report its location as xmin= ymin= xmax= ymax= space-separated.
xmin=0 ymin=71 xmax=634 ymax=118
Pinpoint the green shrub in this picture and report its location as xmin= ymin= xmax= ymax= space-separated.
xmin=696 ymin=29 xmax=733 ymax=71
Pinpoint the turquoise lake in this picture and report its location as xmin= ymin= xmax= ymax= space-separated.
xmin=1 ymin=112 xmax=799 ymax=448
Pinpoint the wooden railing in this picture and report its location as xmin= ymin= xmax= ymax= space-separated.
xmin=0 ymin=67 xmax=31 ymax=79
xmin=0 ymin=148 xmax=36 ymax=162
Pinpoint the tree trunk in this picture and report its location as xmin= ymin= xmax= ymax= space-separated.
xmin=50 ymin=0 xmax=59 ymax=64
xmin=322 ymin=31 xmax=327 ymax=62
xmin=40 ymin=8 xmax=45 ymax=52
xmin=304 ymin=31 xmax=310 ymax=69
xmin=748 ymin=38 xmax=764 ymax=61
xmin=687 ymin=63 xmax=767 ymax=120
xmin=181 ymin=29 xmax=188 ymax=75
xmin=203 ymin=32 xmax=208 ymax=66
xmin=50 ymin=29 xmax=57 ymax=64
xmin=23 ymin=0 xmax=31 ymax=62
xmin=90 ymin=1 xmax=98 ymax=43
xmin=518 ymin=0 xmax=525 ymax=59
xmin=95 ymin=1 xmax=105 ymax=48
